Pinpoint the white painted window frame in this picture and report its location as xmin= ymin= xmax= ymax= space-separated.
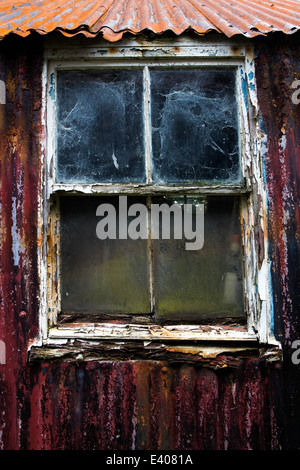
xmin=36 ymin=36 xmax=278 ymax=350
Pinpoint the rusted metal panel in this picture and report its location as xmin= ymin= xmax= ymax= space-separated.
xmin=255 ymin=35 xmax=300 ymax=348
xmin=0 ymin=31 xmax=299 ymax=451
xmin=5 ymin=359 xmax=280 ymax=450
xmin=255 ymin=33 xmax=300 ymax=449
xmin=0 ymin=35 xmax=43 ymax=449
xmin=0 ymin=0 xmax=299 ymax=43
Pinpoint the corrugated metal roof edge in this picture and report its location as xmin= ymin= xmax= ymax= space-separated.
xmin=0 ymin=23 xmax=299 ymax=43
xmin=1 ymin=26 xmax=298 ymax=42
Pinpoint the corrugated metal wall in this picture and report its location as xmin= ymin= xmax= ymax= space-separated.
xmin=0 ymin=32 xmax=299 ymax=450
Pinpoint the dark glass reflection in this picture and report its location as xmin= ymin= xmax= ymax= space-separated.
xmin=56 ymin=70 xmax=145 ymax=183
xmin=150 ymin=69 xmax=241 ymax=184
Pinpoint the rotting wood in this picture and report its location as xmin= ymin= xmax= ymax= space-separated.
xmin=58 ymin=311 xmax=247 ymax=325
xmin=47 ymin=322 xmax=257 ymax=342
xmin=28 ymin=340 xmax=282 ymax=366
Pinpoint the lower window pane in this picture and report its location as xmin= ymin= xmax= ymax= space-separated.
xmin=59 ymin=195 xmax=245 ymax=322
xmin=153 ymin=196 xmax=245 ymax=321
xmin=60 ymin=196 xmax=150 ymax=315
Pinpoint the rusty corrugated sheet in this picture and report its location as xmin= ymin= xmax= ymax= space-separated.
xmin=0 ymin=0 xmax=299 ymax=42
xmin=0 ymin=23 xmax=299 ymax=451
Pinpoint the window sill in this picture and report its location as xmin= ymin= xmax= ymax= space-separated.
xmin=28 ymin=323 xmax=282 ymax=366
xmin=47 ymin=322 xmax=256 ymax=342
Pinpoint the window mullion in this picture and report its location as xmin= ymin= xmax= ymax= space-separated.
xmin=144 ymin=65 xmax=152 ymax=184
xmin=147 ymin=195 xmax=155 ymax=315
xmin=144 ymin=68 xmax=155 ymax=314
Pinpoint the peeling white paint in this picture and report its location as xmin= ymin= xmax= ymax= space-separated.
xmin=47 ymin=323 xmax=258 ymax=342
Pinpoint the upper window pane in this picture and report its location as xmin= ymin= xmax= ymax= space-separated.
xmin=150 ymin=69 xmax=241 ymax=184
xmin=56 ymin=69 xmax=145 ymax=184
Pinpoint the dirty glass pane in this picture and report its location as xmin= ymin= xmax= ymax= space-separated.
xmin=153 ymin=196 xmax=245 ymax=321
xmin=56 ymin=69 xmax=145 ymax=183
xmin=150 ymin=69 xmax=241 ymax=184
xmin=60 ymin=196 xmax=150 ymax=314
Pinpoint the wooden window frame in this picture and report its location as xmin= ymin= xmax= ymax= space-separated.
xmin=30 ymin=36 xmax=281 ymax=362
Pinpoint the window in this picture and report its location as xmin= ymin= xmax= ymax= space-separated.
xmin=39 ymin=38 xmax=274 ymax=351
